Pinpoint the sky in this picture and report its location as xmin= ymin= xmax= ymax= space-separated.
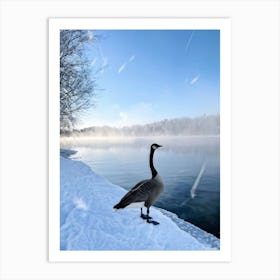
xmin=79 ymin=29 xmax=220 ymax=128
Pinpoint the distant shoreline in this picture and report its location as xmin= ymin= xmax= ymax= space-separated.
xmin=61 ymin=114 xmax=220 ymax=137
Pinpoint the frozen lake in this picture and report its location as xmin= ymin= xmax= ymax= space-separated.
xmin=61 ymin=136 xmax=220 ymax=237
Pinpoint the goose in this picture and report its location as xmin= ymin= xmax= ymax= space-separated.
xmin=113 ymin=143 xmax=164 ymax=225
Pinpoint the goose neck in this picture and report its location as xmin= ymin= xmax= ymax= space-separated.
xmin=149 ymin=148 xmax=157 ymax=178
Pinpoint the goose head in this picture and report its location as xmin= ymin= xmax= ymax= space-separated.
xmin=151 ymin=143 xmax=163 ymax=150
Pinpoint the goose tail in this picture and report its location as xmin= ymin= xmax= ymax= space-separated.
xmin=113 ymin=202 xmax=123 ymax=210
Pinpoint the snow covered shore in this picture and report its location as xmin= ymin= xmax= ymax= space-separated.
xmin=60 ymin=152 xmax=220 ymax=250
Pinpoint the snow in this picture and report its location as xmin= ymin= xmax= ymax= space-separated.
xmin=60 ymin=153 xmax=220 ymax=251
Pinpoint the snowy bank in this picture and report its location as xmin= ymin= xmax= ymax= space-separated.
xmin=60 ymin=155 xmax=220 ymax=250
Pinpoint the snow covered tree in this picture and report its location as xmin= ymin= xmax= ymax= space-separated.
xmin=60 ymin=30 xmax=96 ymax=133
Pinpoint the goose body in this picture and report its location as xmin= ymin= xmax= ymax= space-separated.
xmin=113 ymin=143 xmax=164 ymax=225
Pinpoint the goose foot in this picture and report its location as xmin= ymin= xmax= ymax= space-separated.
xmin=147 ymin=219 xmax=160 ymax=225
xmin=141 ymin=207 xmax=158 ymax=224
xmin=141 ymin=214 xmax=152 ymax=220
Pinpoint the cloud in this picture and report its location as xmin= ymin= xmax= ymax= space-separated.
xmin=95 ymin=42 xmax=109 ymax=74
xmin=185 ymin=30 xmax=194 ymax=54
xmin=99 ymin=56 xmax=109 ymax=74
xmin=118 ymin=54 xmax=135 ymax=74
xmin=113 ymin=102 xmax=156 ymax=127
xmin=118 ymin=63 xmax=127 ymax=73
xmin=129 ymin=55 xmax=135 ymax=62
xmin=102 ymin=56 xmax=109 ymax=67
xmin=190 ymin=75 xmax=200 ymax=85
xmin=91 ymin=58 xmax=97 ymax=66
xmin=79 ymin=102 xmax=157 ymax=128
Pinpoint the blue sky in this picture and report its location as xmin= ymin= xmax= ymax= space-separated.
xmin=80 ymin=29 xmax=220 ymax=128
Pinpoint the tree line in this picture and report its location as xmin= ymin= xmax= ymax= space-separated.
xmin=65 ymin=114 xmax=220 ymax=137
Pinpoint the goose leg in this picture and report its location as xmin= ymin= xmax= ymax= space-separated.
xmin=140 ymin=207 xmax=151 ymax=220
xmin=146 ymin=208 xmax=160 ymax=225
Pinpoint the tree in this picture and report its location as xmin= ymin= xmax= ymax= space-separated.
xmin=60 ymin=30 xmax=96 ymax=133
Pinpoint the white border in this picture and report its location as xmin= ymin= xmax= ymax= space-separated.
xmin=49 ymin=18 xmax=231 ymax=262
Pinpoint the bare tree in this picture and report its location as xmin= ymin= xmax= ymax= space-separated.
xmin=60 ymin=30 xmax=96 ymax=133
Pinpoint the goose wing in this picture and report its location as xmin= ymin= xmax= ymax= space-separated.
xmin=115 ymin=179 xmax=154 ymax=208
xmin=129 ymin=179 xmax=149 ymax=191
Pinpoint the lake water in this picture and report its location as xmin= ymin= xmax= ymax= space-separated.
xmin=61 ymin=136 xmax=220 ymax=237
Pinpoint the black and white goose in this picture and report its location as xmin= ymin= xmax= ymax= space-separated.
xmin=113 ymin=143 xmax=164 ymax=225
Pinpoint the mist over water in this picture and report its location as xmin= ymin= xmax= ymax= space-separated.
xmin=61 ymin=136 xmax=220 ymax=237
